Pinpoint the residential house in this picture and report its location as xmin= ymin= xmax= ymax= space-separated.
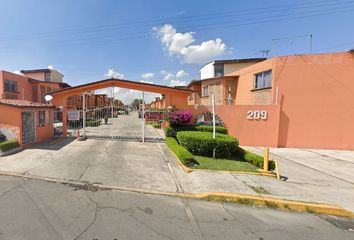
xmin=188 ymin=51 xmax=354 ymax=150
xmin=0 ymin=69 xmax=70 ymax=145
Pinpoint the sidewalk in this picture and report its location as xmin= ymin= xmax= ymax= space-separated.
xmin=159 ymin=144 xmax=354 ymax=213
xmin=0 ymin=139 xmax=353 ymax=214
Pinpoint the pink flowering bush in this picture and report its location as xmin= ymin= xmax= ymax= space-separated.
xmin=169 ymin=110 xmax=192 ymax=126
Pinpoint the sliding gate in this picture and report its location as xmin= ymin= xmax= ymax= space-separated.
xmin=66 ymin=106 xmax=165 ymax=142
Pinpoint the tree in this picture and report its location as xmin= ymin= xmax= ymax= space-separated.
xmin=131 ymin=98 xmax=142 ymax=109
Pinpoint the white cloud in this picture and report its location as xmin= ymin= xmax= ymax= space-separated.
xmin=163 ymin=73 xmax=174 ymax=81
xmin=153 ymin=24 xmax=227 ymax=64
xmin=47 ymin=65 xmax=54 ymax=70
xmin=139 ymin=80 xmax=154 ymax=84
xmin=180 ymin=39 xmax=226 ymax=64
xmin=153 ymin=24 xmax=195 ymax=55
xmin=176 ymin=69 xmax=188 ymax=78
xmin=141 ymin=72 xmax=154 ymax=80
xmin=95 ymin=87 xmax=121 ymax=97
xmin=96 ymin=86 xmax=159 ymax=104
xmin=116 ymin=89 xmax=160 ymax=104
xmin=104 ymin=68 xmax=125 ymax=79
xmin=170 ymin=79 xmax=187 ymax=87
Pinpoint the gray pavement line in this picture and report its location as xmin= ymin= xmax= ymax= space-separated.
xmin=303 ymin=149 xmax=354 ymax=165
xmin=253 ymin=147 xmax=354 ymax=185
xmin=156 ymin=143 xmax=204 ymax=240
xmin=156 ymin=143 xmax=184 ymax=193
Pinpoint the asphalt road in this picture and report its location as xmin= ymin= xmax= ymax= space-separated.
xmin=0 ymin=175 xmax=353 ymax=240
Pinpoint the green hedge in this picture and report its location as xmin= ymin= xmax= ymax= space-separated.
xmin=0 ymin=140 xmax=20 ymax=152
xmin=0 ymin=132 xmax=7 ymax=142
xmin=86 ymin=119 xmax=101 ymax=127
xmin=165 ymin=137 xmax=196 ymax=166
xmin=177 ymin=131 xmax=238 ymax=158
xmin=164 ymin=125 xmax=195 ymax=138
xmin=164 ymin=125 xmax=228 ymax=138
xmin=195 ymin=125 xmax=228 ymax=134
xmin=234 ymin=147 xmax=275 ymax=170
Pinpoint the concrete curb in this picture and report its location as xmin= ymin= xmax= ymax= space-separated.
xmin=0 ymin=170 xmax=352 ymax=218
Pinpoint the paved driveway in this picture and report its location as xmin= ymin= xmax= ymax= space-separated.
xmin=0 ymin=138 xmax=177 ymax=192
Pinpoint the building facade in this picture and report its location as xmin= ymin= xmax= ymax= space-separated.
xmin=199 ymin=58 xmax=266 ymax=80
xmin=0 ymin=69 xmax=70 ymax=145
xmin=188 ymin=51 xmax=354 ymax=150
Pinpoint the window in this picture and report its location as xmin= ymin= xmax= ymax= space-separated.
xmin=214 ymin=64 xmax=224 ymax=77
xmin=254 ymin=70 xmax=272 ymax=89
xmin=38 ymin=111 xmax=45 ymax=127
xmin=202 ymin=86 xmax=209 ymax=97
xmin=44 ymin=72 xmax=51 ymax=82
xmin=40 ymin=86 xmax=45 ymax=103
xmin=4 ymin=80 xmax=17 ymax=92
xmin=32 ymin=86 xmax=38 ymax=102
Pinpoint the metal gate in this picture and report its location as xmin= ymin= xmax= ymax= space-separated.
xmin=21 ymin=111 xmax=36 ymax=144
xmin=66 ymin=104 xmax=165 ymax=142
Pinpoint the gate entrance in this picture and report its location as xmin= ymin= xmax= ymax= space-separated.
xmin=49 ymin=78 xmax=193 ymax=141
xmin=21 ymin=111 xmax=35 ymax=144
xmin=66 ymin=93 xmax=165 ymax=142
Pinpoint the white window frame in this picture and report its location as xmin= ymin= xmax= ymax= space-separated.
xmin=254 ymin=70 xmax=272 ymax=90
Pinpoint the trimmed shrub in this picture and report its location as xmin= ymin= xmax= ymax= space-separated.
xmin=195 ymin=125 xmax=228 ymax=134
xmin=0 ymin=140 xmax=20 ymax=152
xmin=177 ymin=131 xmax=239 ymax=158
xmin=165 ymin=137 xmax=196 ymax=167
xmin=0 ymin=132 xmax=7 ymax=143
xmin=164 ymin=125 xmax=196 ymax=138
xmin=234 ymin=147 xmax=275 ymax=170
xmin=86 ymin=119 xmax=101 ymax=127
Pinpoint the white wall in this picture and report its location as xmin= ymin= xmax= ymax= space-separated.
xmin=50 ymin=70 xmax=64 ymax=83
xmin=200 ymin=62 xmax=215 ymax=79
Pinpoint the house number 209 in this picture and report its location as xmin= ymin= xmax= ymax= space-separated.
xmin=247 ymin=110 xmax=268 ymax=120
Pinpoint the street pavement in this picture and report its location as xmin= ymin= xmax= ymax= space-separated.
xmin=0 ymin=175 xmax=353 ymax=240
xmin=0 ymin=139 xmax=353 ymax=213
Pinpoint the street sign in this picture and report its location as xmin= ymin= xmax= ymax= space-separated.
xmin=68 ymin=110 xmax=80 ymax=121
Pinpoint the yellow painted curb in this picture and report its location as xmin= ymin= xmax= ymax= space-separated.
xmin=0 ymin=170 xmax=352 ymax=217
xmin=190 ymin=192 xmax=354 ymax=218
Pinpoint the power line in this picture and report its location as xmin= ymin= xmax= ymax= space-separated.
xmin=0 ymin=3 xmax=353 ymax=51
xmin=0 ymin=0 xmax=352 ymax=43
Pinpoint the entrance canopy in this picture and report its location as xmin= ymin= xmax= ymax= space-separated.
xmin=50 ymin=78 xmax=192 ymax=105
xmin=48 ymin=78 xmax=194 ymax=138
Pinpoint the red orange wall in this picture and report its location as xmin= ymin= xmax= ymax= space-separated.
xmin=274 ymin=52 xmax=354 ymax=149
xmin=208 ymin=52 xmax=354 ymax=150
xmin=0 ymin=105 xmax=53 ymax=145
xmin=0 ymin=104 xmax=21 ymax=141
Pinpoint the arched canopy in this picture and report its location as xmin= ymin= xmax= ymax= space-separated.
xmin=50 ymin=78 xmax=193 ymax=103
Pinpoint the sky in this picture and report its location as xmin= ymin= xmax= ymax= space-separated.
xmin=0 ymin=0 xmax=354 ymax=103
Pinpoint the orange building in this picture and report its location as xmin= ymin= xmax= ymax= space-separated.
xmin=0 ymin=69 xmax=70 ymax=145
xmin=188 ymin=51 xmax=354 ymax=150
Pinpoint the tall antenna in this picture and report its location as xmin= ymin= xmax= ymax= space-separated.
xmin=259 ymin=49 xmax=271 ymax=57
xmin=272 ymin=34 xmax=313 ymax=56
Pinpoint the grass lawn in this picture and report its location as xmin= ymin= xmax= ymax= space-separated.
xmin=192 ymin=155 xmax=258 ymax=172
